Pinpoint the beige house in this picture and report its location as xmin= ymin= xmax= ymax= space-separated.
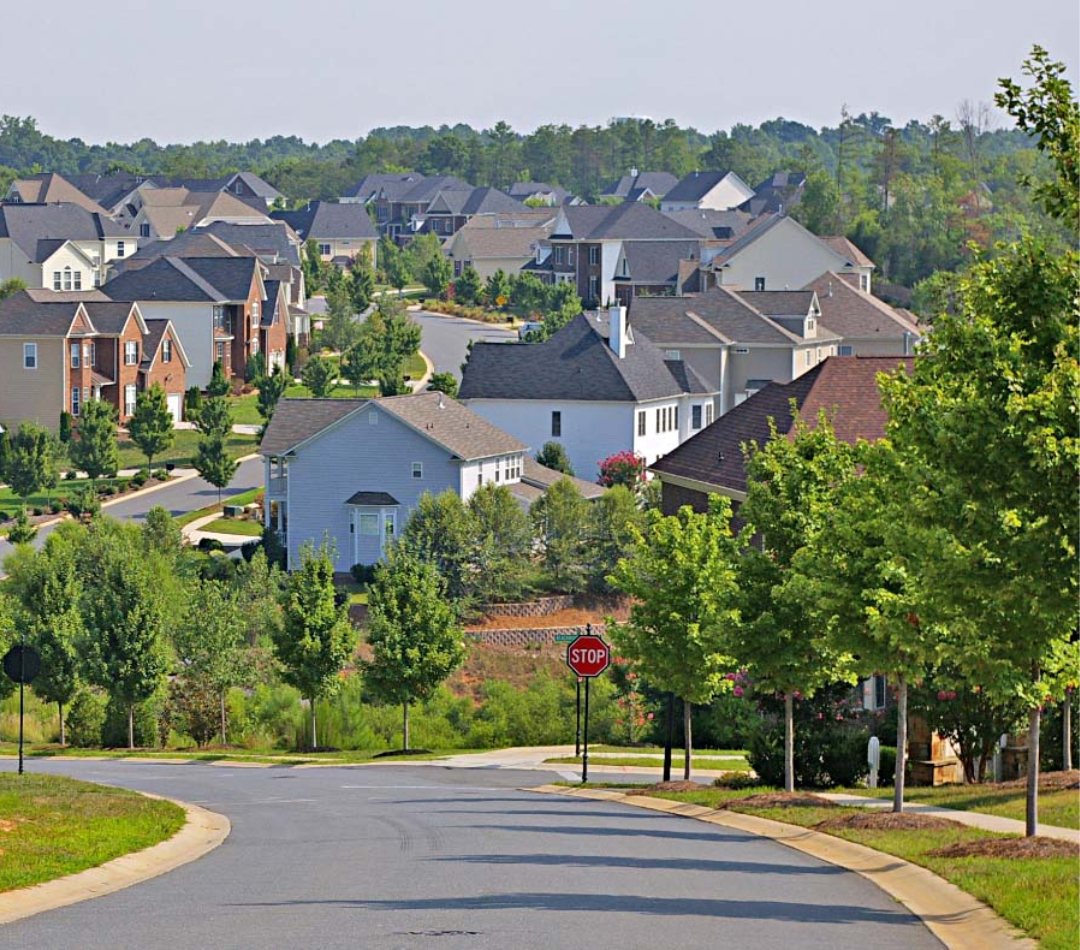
xmin=5 ymin=173 xmax=108 ymax=214
xmin=806 ymin=272 xmax=922 ymax=356
xmin=125 ymin=188 xmax=272 ymax=242
xmin=270 ymin=202 xmax=378 ymax=266
xmin=447 ymin=219 xmax=556 ymax=280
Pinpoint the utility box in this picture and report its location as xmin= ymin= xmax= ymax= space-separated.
xmin=223 ymin=504 xmax=245 ymax=518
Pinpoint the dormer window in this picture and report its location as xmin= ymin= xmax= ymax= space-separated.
xmin=754 ymin=277 xmax=766 ymax=291
xmin=807 ymin=317 xmax=815 ymax=331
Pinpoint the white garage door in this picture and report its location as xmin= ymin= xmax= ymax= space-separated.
xmin=167 ymin=393 xmax=182 ymax=424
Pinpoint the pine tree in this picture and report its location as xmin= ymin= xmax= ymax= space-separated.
xmin=207 ymin=360 xmax=230 ymax=398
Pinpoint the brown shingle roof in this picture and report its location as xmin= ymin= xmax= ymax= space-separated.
xmin=805 ymin=273 xmax=920 ymax=339
xmin=651 ymin=356 xmax=914 ymax=495
xmin=820 ymin=235 xmax=875 ymax=268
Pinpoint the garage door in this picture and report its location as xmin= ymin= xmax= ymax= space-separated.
xmin=167 ymin=393 xmax=182 ymax=424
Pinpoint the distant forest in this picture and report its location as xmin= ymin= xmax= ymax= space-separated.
xmin=0 ymin=110 xmax=1068 ymax=290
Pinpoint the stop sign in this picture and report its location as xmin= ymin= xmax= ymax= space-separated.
xmin=566 ymin=633 xmax=610 ymax=678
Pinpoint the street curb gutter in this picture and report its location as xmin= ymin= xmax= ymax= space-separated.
xmin=528 ymin=785 xmax=1034 ymax=950
xmin=0 ymin=793 xmax=230 ymax=926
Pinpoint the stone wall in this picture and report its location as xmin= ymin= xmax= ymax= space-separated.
xmin=469 ymin=623 xmax=607 ymax=647
xmin=479 ymin=595 xmax=576 ymax=619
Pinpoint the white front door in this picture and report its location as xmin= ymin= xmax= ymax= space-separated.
xmin=166 ymin=393 xmax=181 ymax=424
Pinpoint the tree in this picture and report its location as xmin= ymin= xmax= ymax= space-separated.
xmin=206 ymin=360 xmax=230 ymax=398
xmin=468 ymin=484 xmax=532 ymax=603
xmin=184 ymin=386 xmax=202 ymax=423
xmin=881 ymin=50 xmax=1078 ymax=835
xmin=301 ymin=356 xmax=336 ymax=397
xmin=193 ymin=395 xmax=237 ymax=503
xmin=349 ymin=254 xmax=375 ymax=313
xmin=5 ymin=422 xmax=58 ymax=505
xmin=127 ymin=384 xmax=175 ymax=470
xmin=5 ymin=509 xmax=36 ymax=544
xmin=426 ymin=372 xmax=458 ymax=398
xmin=58 ymin=411 xmax=72 ymax=445
xmin=609 ymin=502 xmax=740 ymax=779
xmin=245 ymin=351 xmax=267 ymax=385
xmin=454 ymin=265 xmax=482 ymax=306
xmin=271 ymin=541 xmax=354 ymax=749
xmin=0 ymin=276 xmax=26 ymax=300
xmin=587 ymin=485 xmax=644 ymax=593
xmin=302 ymin=238 xmax=324 ymax=292
xmin=69 ymin=399 xmax=118 ymax=487
xmin=142 ymin=505 xmax=183 ymax=561
xmin=349 ymin=300 xmax=422 ymax=396
xmin=256 ymin=365 xmax=290 ymax=427
xmin=175 ymin=580 xmax=248 ymax=745
xmin=78 ymin=520 xmax=170 ymax=749
xmin=420 ymin=248 xmax=452 ymax=298
xmin=535 ymin=441 xmax=574 ymax=476
xmin=381 ymin=238 xmax=411 ymax=294
xmin=322 ymin=282 xmax=360 ymax=362
xmin=363 ymin=548 xmax=465 ymax=751
xmin=399 ymin=490 xmax=476 ymax=604
xmin=341 ymin=343 xmax=371 ymax=396
xmin=5 ymin=532 xmax=83 ymax=744
xmin=530 ymin=478 xmax=589 ymax=592
xmin=484 ymin=269 xmax=511 ymax=308
xmin=734 ymin=411 xmax=858 ymax=794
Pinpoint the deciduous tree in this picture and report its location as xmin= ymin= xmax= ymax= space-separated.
xmin=69 ymin=399 xmax=118 ymax=487
xmin=127 ymin=384 xmax=175 ymax=470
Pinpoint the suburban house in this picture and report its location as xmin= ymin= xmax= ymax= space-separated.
xmin=123 ymin=187 xmax=272 ymax=242
xmin=0 ymin=202 xmax=132 ymax=290
xmin=650 ymin=354 xmax=914 ymax=516
xmin=370 ymin=175 xmax=474 ymax=240
xmin=527 ymin=203 xmax=703 ymax=307
xmin=447 ymin=217 xmax=556 ymax=280
xmin=704 ymin=213 xmax=876 ymax=292
xmin=660 ymin=170 xmax=756 ymax=212
xmin=102 ymin=254 xmax=286 ymax=387
xmin=459 ymin=307 xmax=719 ymax=478
xmin=504 ymin=182 xmax=574 ymax=206
xmin=661 ymin=208 xmax=753 ymax=242
xmin=610 ymin=240 xmax=703 ymax=303
xmin=628 ymin=287 xmax=841 ymax=415
xmin=738 ymin=171 xmax=806 ymax=216
xmin=805 ymin=273 xmax=922 ymax=356
xmin=340 ymin=172 xmax=426 ymax=206
xmin=270 ymin=201 xmax=378 ymax=266
xmin=259 ymin=391 xmax=601 ymax=572
xmin=0 ymin=289 xmax=188 ymax=429
xmin=412 ymin=187 xmax=527 ymax=239
xmin=4 ymin=173 xmax=109 ymax=214
xmin=600 ymin=170 xmax=679 ymax=202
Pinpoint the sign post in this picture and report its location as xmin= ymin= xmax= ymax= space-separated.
xmin=3 ymin=637 xmax=42 ymax=776
xmin=575 ymin=678 xmax=582 ymax=757
xmin=565 ymin=623 xmax=611 ymax=784
xmin=663 ymin=692 xmax=675 ymax=783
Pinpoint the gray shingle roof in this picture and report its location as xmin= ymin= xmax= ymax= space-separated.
xmin=555 ymin=203 xmax=702 ymax=242
xmin=459 ymin=312 xmax=715 ymax=403
xmin=271 ymin=202 xmax=377 ymax=241
xmin=601 ymin=172 xmax=679 ymax=199
xmin=260 ymin=392 xmax=526 ymax=461
xmin=630 ymin=288 xmax=803 ymax=345
xmin=431 ymin=186 xmax=525 ymax=216
xmin=0 ymin=203 xmax=127 ymax=262
xmin=344 ymin=172 xmax=426 ymax=202
xmin=520 ymin=457 xmax=606 ymax=500
xmin=660 ymin=209 xmax=752 ymax=240
xmin=345 ymin=491 xmax=400 ymax=506
xmin=103 ymin=256 xmax=257 ymax=303
xmin=737 ymin=290 xmax=817 ymax=316
xmin=616 ymin=241 xmax=700 ymax=284
xmin=398 ymin=176 xmax=473 ymax=203
xmin=199 ymin=221 xmax=301 ymax=265
xmin=0 ymin=290 xmax=137 ymax=337
xmin=663 ymin=170 xmax=732 ymax=203
xmin=805 ymin=273 xmax=920 ymax=339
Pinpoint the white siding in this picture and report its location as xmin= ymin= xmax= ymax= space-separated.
xmin=127 ymin=301 xmax=215 ymax=387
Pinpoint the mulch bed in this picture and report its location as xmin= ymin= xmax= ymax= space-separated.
xmin=647 ymin=781 xmax=703 ymax=793
xmin=1000 ymin=770 xmax=1079 ymax=791
xmin=718 ymin=792 xmax=837 ymax=810
xmin=814 ymin=812 xmax=964 ymax=832
xmin=928 ymin=837 xmax=1079 ymax=859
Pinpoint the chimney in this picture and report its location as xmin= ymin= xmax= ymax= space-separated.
xmin=608 ymin=305 xmax=628 ymax=359
xmin=630 ymin=167 xmax=638 ymax=178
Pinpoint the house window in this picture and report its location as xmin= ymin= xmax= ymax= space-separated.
xmin=673 ymin=405 xmax=679 ymax=429
xmin=213 ymin=306 xmax=227 ymax=330
xmin=53 ymin=271 xmax=62 ymax=290
xmin=62 ymin=267 xmax=73 ymax=291
xmin=73 ymin=271 xmax=82 ymax=290
xmin=588 ymin=277 xmax=598 ymax=300
xmin=655 ymin=407 xmax=661 ymax=432
xmin=477 ymin=471 xmax=483 ymax=486
xmin=93 ymin=271 xmax=101 ymax=287
xmin=23 ymin=343 xmax=37 ymax=369
xmin=554 ymin=246 xmax=564 ymax=265
xmin=124 ymin=384 xmax=137 ymax=417
xmin=692 ymin=405 xmax=702 ymax=429
xmin=140 ymin=223 xmax=151 ymax=238
xmin=705 ymin=402 xmax=714 ymax=426
xmin=412 ymin=462 xmax=423 ymax=479
xmin=368 ymin=412 xmax=378 ymax=425
xmin=860 ymin=274 xmax=870 ymax=292
xmin=84 ymin=342 xmax=93 ymax=366
xmin=807 ymin=317 xmax=815 ymax=331
xmin=116 ymin=241 xmax=125 ymax=258
xmin=70 ymin=343 xmax=80 ymax=368
xmin=637 ymin=411 xmax=646 ymax=437
xmin=874 ymin=675 xmax=888 ymax=710
xmin=125 ymin=341 xmax=138 ymax=365
xmin=251 ymin=338 xmax=260 ymax=355
xmin=589 ymin=246 xmax=600 ymax=265
xmin=805 ymin=350 xmax=812 ymax=367
xmin=385 ymin=512 xmax=396 ymax=539
xmin=318 ymin=243 xmax=331 ymax=256
xmin=734 ymin=346 xmax=750 ymax=355
xmin=251 ymin=301 xmax=260 ymax=327
xmin=839 ymin=344 xmax=854 ymax=356
xmin=664 ymin=349 xmax=681 ymax=360
xmin=71 ymin=387 xmax=81 ymax=416
xmin=216 ymin=342 xmax=225 ymax=362
xmin=358 ymin=513 xmax=379 ymax=536
xmin=551 ymin=411 xmax=561 ymax=437
xmin=162 ymin=338 xmax=172 ymax=363
xmin=754 ymin=277 xmax=765 ymax=291
xmin=620 ymin=258 xmax=629 ymax=277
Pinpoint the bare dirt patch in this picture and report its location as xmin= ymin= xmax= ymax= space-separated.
xmin=1000 ymin=770 xmax=1079 ymax=791
xmin=465 ymin=603 xmax=630 ymax=632
xmin=814 ymin=812 xmax=964 ymax=832
xmin=720 ymin=792 xmax=837 ymax=810
xmin=929 ymin=836 xmax=1078 ymax=859
xmin=647 ymin=781 xmax=702 ymax=793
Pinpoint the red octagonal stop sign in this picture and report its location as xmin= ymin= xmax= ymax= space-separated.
xmin=566 ymin=633 xmax=611 ymax=678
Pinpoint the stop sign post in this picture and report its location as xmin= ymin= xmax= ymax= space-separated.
xmin=3 ymin=638 xmax=42 ymax=776
xmin=566 ymin=625 xmax=610 ymax=783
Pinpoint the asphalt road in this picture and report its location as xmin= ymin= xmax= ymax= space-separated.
xmin=408 ymin=311 xmax=516 ymax=380
xmin=0 ymin=456 xmax=263 ymax=563
xmin=0 ymin=759 xmax=940 ymax=950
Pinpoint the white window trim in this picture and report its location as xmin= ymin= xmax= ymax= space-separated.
xmin=23 ymin=342 xmax=37 ymax=369
xmin=412 ymin=462 xmax=423 ymax=479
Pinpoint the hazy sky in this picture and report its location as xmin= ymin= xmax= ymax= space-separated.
xmin=6 ymin=0 xmax=1078 ymax=145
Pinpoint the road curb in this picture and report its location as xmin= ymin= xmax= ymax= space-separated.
xmin=0 ymin=791 xmax=230 ymax=926
xmin=528 ymin=784 xmax=1034 ymax=950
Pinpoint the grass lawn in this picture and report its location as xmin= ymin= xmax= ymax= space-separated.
xmin=174 ymin=487 xmax=263 ymax=528
xmin=203 ymin=517 xmax=263 ymax=537
xmin=590 ymin=745 xmax=747 ymax=757
xmin=116 ymin=430 xmax=258 ymax=470
xmin=229 ymin=392 xmax=263 ymax=426
xmin=284 ymin=382 xmax=377 ymax=400
xmin=647 ymin=787 xmax=1079 ymax=950
xmin=405 ymin=353 xmax=427 ymax=379
xmin=547 ymin=755 xmax=750 ymax=771
xmin=0 ymin=773 xmax=185 ymax=892
xmin=0 ymin=477 xmax=130 ymax=518
xmin=844 ymin=782 xmax=1079 ymax=830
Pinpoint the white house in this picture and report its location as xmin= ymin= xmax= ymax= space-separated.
xmin=660 ymin=170 xmax=756 ymax=212
xmin=459 ymin=307 xmax=719 ymax=479
xmin=259 ymin=392 xmax=603 ymax=572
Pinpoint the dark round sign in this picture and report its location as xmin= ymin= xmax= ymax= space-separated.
xmin=3 ymin=644 xmax=41 ymax=684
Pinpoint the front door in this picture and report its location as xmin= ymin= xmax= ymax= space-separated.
xmin=166 ymin=393 xmax=181 ymax=424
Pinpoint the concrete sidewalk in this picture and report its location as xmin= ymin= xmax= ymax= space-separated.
xmin=819 ymin=792 xmax=1079 ymax=844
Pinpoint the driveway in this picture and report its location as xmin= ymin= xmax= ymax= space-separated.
xmin=0 ymin=759 xmax=939 ymax=950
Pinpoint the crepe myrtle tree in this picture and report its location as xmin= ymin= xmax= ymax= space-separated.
xmin=609 ymin=499 xmax=740 ymax=780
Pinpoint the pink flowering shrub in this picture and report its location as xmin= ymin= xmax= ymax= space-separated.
xmin=597 ymin=450 xmax=647 ymax=490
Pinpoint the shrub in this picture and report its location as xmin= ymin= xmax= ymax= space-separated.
xmin=198 ymin=537 xmax=224 ymax=553
xmin=351 ymin=563 xmax=377 ymax=585
xmin=6 ymin=510 xmax=37 ymax=544
xmin=240 ymin=539 xmax=263 ymax=562
xmin=66 ymin=689 xmax=108 ymax=747
xmin=130 ymin=470 xmax=148 ymax=488
xmin=49 ymin=501 xmax=63 ymax=514
xmin=58 ymin=411 xmax=72 ymax=444
xmin=31 ymin=507 xmax=44 ymax=517
xmin=597 ymin=450 xmax=647 ymax=490
xmin=102 ymin=695 xmax=161 ymax=749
